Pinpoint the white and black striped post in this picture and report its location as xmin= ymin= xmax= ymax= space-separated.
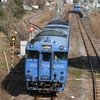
xmin=10 ymin=30 xmax=16 ymax=79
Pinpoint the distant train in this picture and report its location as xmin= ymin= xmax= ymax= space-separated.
xmin=25 ymin=20 xmax=70 ymax=93
xmin=74 ymin=4 xmax=80 ymax=13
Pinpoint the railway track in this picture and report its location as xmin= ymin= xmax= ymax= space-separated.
xmin=23 ymin=8 xmax=55 ymax=40
xmin=34 ymin=92 xmax=57 ymax=100
xmin=76 ymin=13 xmax=100 ymax=100
xmin=22 ymin=4 xmax=71 ymax=100
xmin=24 ymin=4 xmax=71 ymax=29
xmin=24 ymin=10 xmax=45 ymax=31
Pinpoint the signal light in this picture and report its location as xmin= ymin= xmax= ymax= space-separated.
xmin=11 ymin=36 xmax=16 ymax=41
xmin=30 ymin=26 xmax=34 ymax=33
xmin=10 ymin=42 xmax=15 ymax=46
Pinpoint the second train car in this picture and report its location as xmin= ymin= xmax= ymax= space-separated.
xmin=74 ymin=4 xmax=80 ymax=13
xmin=25 ymin=20 xmax=70 ymax=93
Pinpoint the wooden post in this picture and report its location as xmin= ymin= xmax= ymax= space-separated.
xmin=4 ymin=51 xmax=10 ymax=72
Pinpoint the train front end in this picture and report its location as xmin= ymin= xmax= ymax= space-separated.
xmin=25 ymin=43 xmax=68 ymax=92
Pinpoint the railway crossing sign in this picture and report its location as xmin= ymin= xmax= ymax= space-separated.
xmin=30 ymin=26 xmax=34 ymax=33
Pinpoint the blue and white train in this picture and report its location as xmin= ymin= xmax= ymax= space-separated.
xmin=25 ymin=20 xmax=70 ymax=93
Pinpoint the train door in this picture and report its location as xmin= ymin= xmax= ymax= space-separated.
xmin=39 ymin=52 xmax=52 ymax=81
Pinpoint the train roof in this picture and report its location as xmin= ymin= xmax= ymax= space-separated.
xmin=33 ymin=29 xmax=69 ymax=47
xmin=74 ymin=4 xmax=80 ymax=7
xmin=27 ymin=20 xmax=70 ymax=50
xmin=43 ymin=20 xmax=69 ymax=31
xmin=47 ymin=20 xmax=69 ymax=25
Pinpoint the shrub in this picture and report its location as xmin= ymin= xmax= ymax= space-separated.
xmin=0 ymin=9 xmax=4 ymax=20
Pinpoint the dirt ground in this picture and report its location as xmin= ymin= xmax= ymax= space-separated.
xmin=0 ymin=5 xmax=100 ymax=100
xmin=89 ymin=11 xmax=100 ymax=38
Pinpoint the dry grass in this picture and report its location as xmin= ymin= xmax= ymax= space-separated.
xmin=32 ymin=11 xmax=56 ymax=28
xmin=89 ymin=11 xmax=100 ymax=38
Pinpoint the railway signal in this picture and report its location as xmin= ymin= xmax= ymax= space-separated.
xmin=29 ymin=26 xmax=35 ymax=40
xmin=10 ymin=41 xmax=15 ymax=79
xmin=10 ymin=41 xmax=15 ymax=47
xmin=30 ymin=26 xmax=34 ymax=33
xmin=10 ymin=30 xmax=16 ymax=47
xmin=11 ymin=36 xmax=16 ymax=41
xmin=10 ymin=29 xmax=17 ymax=79
xmin=10 ymin=42 xmax=13 ymax=46
xmin=11 ymin=30 xmax=16 ymax=41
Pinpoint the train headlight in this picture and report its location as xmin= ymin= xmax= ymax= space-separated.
xmin=59 ymin=45 xmax=63 ymax=50
xmin=30 ymin=44 xmax=34 ymax=48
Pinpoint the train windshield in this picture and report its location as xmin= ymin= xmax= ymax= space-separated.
xmin=37 ymin=30 xmax=66 ymax=37
xmin=42 ymin=52 xmax=51 ymax=62
xmin=26 ymin=50 xmax=39 ymax=59
xmin=54 ymin=52 xmax=68 ymax=60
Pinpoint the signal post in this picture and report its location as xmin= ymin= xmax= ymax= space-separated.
xmin=29 ymin=25 xmax=35 ymax=41
xmin=10 ymin=30 xmax=16 ymax=79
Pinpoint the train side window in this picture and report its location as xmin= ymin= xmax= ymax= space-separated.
xmin=54 ymin=52 xmax=68 ymax=60
xmin=26 ymin=50 xmax=39 ymax=59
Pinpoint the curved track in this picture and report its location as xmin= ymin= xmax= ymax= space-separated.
xmin=24 ymin=10 xmax=45 ymax=32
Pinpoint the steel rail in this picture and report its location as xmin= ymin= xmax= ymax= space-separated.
xmin=34 ymin=92 xmax=56 ymax=100
xmin=51 ymin=92 xmax=56 ymax=100
xmin=24 ymin=11 xmax=42 ymax=31
xmin=78 ymin=14 xmax=100 ymax=100
xmin=76 ymin=14 xmax=97 ymax=100
xmin=34 ymin=94 xmax=39 ymax=100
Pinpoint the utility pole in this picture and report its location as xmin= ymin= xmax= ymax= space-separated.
xmin=57 ymin=0 xmax=60 ymax=13
xmin=23 ymin=0 xmax=25 ymax=8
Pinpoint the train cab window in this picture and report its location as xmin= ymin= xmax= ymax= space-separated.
xmin=26 ymin=50 xmax=39 ymax=59
xmin=42 ymin=53 xmax=50 ymax=62
xmin=37 ymin=30 xmax=66 ymax=37
xmin=54 ymin=52 xmax=68 ymax=60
